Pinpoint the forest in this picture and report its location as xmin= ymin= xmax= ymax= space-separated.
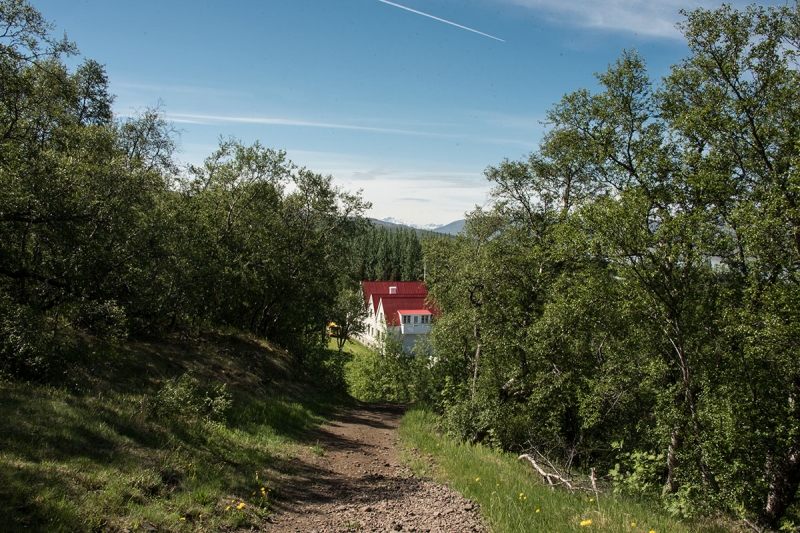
xmin=2 ymin=0 xmax=800 ymax=530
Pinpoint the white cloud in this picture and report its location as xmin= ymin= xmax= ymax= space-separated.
xmin=285 ymin=149 xmax=488 ymax=225
xmin=496 ymin=0 xmax=762 ymax=38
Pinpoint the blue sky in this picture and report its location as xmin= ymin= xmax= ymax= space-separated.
xmin=36 ymin=0 xmax=782 ymax=225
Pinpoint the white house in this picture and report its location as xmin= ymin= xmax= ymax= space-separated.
xmin=357 ymin=281 xmax=436 ymax=353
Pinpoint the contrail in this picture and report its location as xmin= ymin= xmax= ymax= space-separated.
xmin=378 ymin=0 xmax=505 ymax=42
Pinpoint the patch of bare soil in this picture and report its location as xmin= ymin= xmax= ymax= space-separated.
xmin=265 ymin=404 xmax=485 ymax=533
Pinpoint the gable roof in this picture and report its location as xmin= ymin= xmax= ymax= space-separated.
xmin=361 ymin=281 xmax=428 ymax=313
xmin=377 ymin=296 xmax=430 ymax=326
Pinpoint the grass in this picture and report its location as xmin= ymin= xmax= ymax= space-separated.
xmin=398 ymin=406 xmax=744 ymax=533
xmin=327 ymin=336 xmax=374 ymax=358
xmin=0 ymin=333 xmax=338 ymax=532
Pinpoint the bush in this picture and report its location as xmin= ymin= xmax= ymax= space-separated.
xmin=0 ymin=295 xmax=62 ymax=381
xmin=344 ymin=334 xmax=409 ymax=402
xmin=148 ymin=372 xmax=232 ymax=424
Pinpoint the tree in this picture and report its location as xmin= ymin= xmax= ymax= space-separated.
xmin=0 ymin=0 xmax=176 ymax=376
xmin=423 ymin=2 xmax=800 ymax=527
xmin=329 ymin=288 xmax=368 ymax=351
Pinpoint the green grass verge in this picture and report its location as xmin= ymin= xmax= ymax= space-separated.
xmin=0 ymin=334 xmax=337 ymax=532
xmin=398 ymin=406 xmax=742 ymax=533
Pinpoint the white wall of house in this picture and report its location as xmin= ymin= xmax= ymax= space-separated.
xmin=356 ymin=295 xmax=385 ymax=347
xmin=356 ymin=300 xmax=432 ymax=354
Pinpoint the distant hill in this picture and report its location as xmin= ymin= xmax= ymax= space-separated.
xmin=368 ymin=218 xmax=465 ymax=237
xmin=434 ymin=219 xmax=465 ymax=236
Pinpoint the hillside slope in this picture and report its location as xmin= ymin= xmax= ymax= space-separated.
xmin=0 ymin=333 xmax=343 ymax=532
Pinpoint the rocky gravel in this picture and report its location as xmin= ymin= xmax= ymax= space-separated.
xmin=264 ymin=404 xmax=485 ymax=533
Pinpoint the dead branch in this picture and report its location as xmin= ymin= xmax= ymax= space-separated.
xmin=518 ymin=453 xmax=576 ymax=490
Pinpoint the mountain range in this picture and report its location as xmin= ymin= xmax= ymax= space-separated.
xmin=369 ymin=217 xmax=465 ymax=236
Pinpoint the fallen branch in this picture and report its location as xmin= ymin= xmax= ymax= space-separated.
xmin=518 ymin=453 xmax=576 ymax=490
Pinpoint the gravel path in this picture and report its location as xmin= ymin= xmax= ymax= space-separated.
xmin=264 ymin=404 xmax=486 ymax=533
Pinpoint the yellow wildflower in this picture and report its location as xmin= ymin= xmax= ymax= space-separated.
xmin=475 ymin=477 xmax=480 ymax=482
xmin=225 ymin=506 xmax=230 ymax=511
xmin=631 ymin=522 xmax=636 ymax=527
xmin=580 ymin=519 xmax=593 ymax=527
xmin=536 ymin=509 xmax=540 ymax=513
xmin=180 ymin=517 xmax=186 ymax=521
xmin=589 ymin=498 xmax=594 ymax=502
xmin=237 ymin=502 xmax=246 ymax=510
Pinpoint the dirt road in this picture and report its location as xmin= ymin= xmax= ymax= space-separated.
xmin=264 ymin=404 xmax=485 ymax=533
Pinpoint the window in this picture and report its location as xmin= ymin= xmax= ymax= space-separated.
xmin=414 ymin=315 xmax=418 ymax=324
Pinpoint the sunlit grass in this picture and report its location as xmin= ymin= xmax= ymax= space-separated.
xmin=398 ymin=406 xmax=743 ymax=533
xmin=327 ymin=336 xmax=374 ymax=358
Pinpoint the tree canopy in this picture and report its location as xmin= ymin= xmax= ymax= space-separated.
xmin=0 ymin=0 xmax=371 ymax=378
xmin=423 ymin=3 xmax=800 ymax=528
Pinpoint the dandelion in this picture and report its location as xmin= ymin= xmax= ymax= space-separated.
xmin=237 ymin=502 xmax=246 ymax=510
xmin=180 ymin=517 xmax=186 ymax=521
xmin=536 ymin=509 xmax=540 ymax=513
xmin=475 ymin=477 xmax=480 ymax=482
xmin=631 ymin=522 xmax=636 ymax=527
xmin=580 ymin=519 xmax=593 ymax=526
xmin=589 ymin=498 xmax=594 ymax=502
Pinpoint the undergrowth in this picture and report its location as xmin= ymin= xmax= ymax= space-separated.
xmin=398 ymin=406 xmax=745 ymax=533
xmin=0 ymin=333 xmax=339 ymax=532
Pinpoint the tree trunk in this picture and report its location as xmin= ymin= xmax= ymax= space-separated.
xmin=664 ymin=428 xmax=681 ymax=495
xmin=763 ymin=447 xmax=800 ymax=527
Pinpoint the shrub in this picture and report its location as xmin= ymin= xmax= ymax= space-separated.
xmin=148 ymin=372 xmax=232 ymax=424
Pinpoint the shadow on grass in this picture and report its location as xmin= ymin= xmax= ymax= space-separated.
xmin=0 ymin=333 xmax=348 ymax=533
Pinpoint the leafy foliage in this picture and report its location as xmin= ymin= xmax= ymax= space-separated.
xmin=148 ymin=372 xmax=232 ymax=425
xmin=422 ymin=3 xmax=800 ymax=528
xmin=0 ymin=0 xmax=371 ymax=377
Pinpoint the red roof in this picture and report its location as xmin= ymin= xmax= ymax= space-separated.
xmin=378 ymin=296 xmax=431 ymax=326
xmin=361 ymin=281 xmax=436 ymax=326
xmin=361 ymin=281 xmax=428 ymax=313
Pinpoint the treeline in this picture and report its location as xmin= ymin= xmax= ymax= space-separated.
xmin=350 ymin=225 xmax=424 ymax=281
xmin=0 ymin=1 xmax=369 ymax=379
xmin=422 ymin=4 xmax=800 ymax=529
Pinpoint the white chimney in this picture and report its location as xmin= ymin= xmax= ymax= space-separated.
xmin=389 ymin=286 xmax=397 ymax=294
